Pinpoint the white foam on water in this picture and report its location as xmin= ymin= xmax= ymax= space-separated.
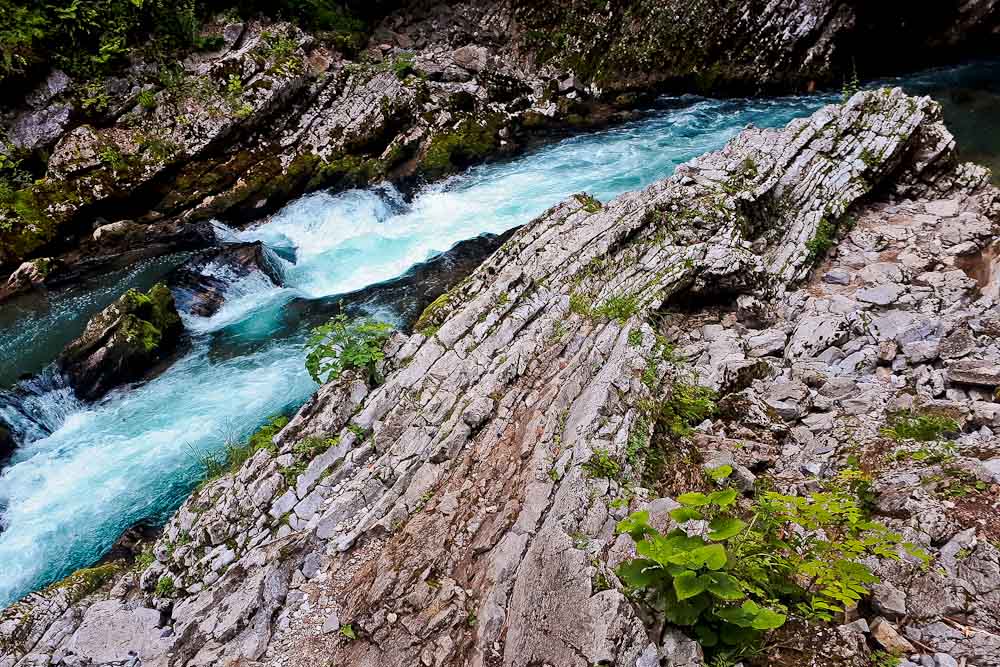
xmin=0 ymin=91 xmax=844 ymax=607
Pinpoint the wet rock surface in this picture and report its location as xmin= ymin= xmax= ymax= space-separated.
xmin=3 ymin=89 xmax=1000 ymax=667
xmin=3 ymin=0 xmax=999 ymax=279
xmin=167 ymin=242 xmax=284 ymax=317
xmin=58 ymin=283 xmax=184 ymax=401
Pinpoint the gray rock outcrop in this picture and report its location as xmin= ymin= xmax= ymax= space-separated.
xmin=3 ymin=88 xmax=1000 ymax=667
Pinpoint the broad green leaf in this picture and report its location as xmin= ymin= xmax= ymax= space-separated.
xmin=616 ymin=511 xmax=650 ymax=538
xmin=707 ymin=464 xmax=733 ymax=481
xmin=615 ymin=559 xmax=661 ymax=589
xmin=751 ymin=607 xmax=787 ymax=630
xmin=676 ymin=492 xmax=710 ymax=506
xmin=663 ymin=595 xmax=707 ymax=626
xmin=706 ymin=572 xmax=744 ymax=600
xmin=673 ymin=570 xmax=708 ymax=600
xmin=695 ymin=624 xmax=719 ymax=647
xmin=669 ymin=507 xmax=703 ymax=523
xmin=690 ymin=543 xmax=727 ymax=570
xmin=715 ymin=605 xmax=754 ymax=628
xmin=719 ymin=623 xmax=758 ymax=645
xmin=707 ymin=516 xmax=746 ymax=541
xmin=707 ymin=488 xmax=738 ymax=508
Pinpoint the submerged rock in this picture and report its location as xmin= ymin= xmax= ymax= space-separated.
xmin=168 ymin=242 xmax=284 ymax=317
xmin=58 ymin=283 xmax=183 ymax=400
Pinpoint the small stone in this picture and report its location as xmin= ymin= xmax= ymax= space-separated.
xmin=871 ymin=617 xmax=916 ymax=654
xmin=823 ymin=268 xmax=852 ymax=285
xmin=934 ymin=653 xmax=958 ymax=667
xmin=321 ymin=611 xmax=341 ymax=634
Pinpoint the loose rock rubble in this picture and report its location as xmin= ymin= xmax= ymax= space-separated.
xmin=3 ymin=89 xmax=1000 ymax=667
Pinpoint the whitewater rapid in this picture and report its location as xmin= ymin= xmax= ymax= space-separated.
xmin=0 ymin=61 xmax=995 ymax=607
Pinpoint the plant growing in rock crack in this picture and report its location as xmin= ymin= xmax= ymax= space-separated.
xmin=155 ymin=575 xmax=175 ymax=598
xmin=881 ymin=411 xmax=960 ymax=443
xmin=305 ymin=314 xmax=393 ymax=385
xmin=615 ymin=467 xmax=926 ymax=660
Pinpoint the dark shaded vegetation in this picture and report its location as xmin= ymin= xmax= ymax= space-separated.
xmin=0 ymin=0 xmax=395 ymax=87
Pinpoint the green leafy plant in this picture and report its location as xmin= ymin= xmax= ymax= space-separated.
xmin=615 ymin=469 xmax=925 ymax=659
xmin=805 ymin=217 xmax=836 ymax=265
xmin=304 ymin=314 xmax=392 ymax=385
xmin=595 ymin=295 xmax=639 ymax=323
xmin=391 ymin=52 xmax=415 ymax=79
xmin=155 ymin=575 xmax=175 ymax=597
xmin=657 ymin=380 xmax=716 ymax=438
xmin=581 ymin=447 xmax=622 ymax=480
xmin=882 ymin=412 xmax=959 ymax=442
xmin=137 ymin=88 xmax=156 ymax=110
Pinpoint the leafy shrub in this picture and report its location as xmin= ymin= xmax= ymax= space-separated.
xmin=595 ymin=294 xmax=638 ymax=323
xmin=155 ymin=575 xmax=175 ymax=597
xmin=137 ymin=88 xmax=157 ymax=109
xmin=805 ymin=217 xmax=836 ymax=265
xmin=581 ymin=447 xmax=622 ymax=480
xmin=391 ymin=52 xmax=414 ymax=79
xmin=882 ymin=412 xmax=959 ymax=442
xmin=615 ymin=468 xmax=924 ymax=659
xmin=304 ymin=314 xmax=392 ymax=385
xmin=658 ymin=380 xmax=716 ymax=438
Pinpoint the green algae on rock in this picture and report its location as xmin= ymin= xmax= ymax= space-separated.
xmin=59 ymin=282 xmax=183 ymax=400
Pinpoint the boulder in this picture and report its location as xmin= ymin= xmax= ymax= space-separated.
xmin=947 ymin=360 xmax=1000 ymax=387
xmin=59 ymin=283 xmax=183 ymax=400
xmin=167 ymin=242 xmax=284 ymax=317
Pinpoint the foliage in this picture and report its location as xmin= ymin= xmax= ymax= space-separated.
xmin=595 ymin=295 xmax=639 ymax=323
xmin=47 ymin=563 xmax=123 ymax=603
xmin=391 ymin=52 xmax=415 ymax=79
xmin=615 ymin=468 xmax=925 ymax=659
xmin=657 ymin=380 xmax=716 ymax=438
xmin=882 ymin=411 xmax=959 ymax=443
xmin=0 ymin=0 xmax=369 ymax=86
xmin=155 ymin=575 xmax=175 ymax=597
xmin=842 ymin=60 xmax=861 ymax=101
xmin=805 ymin=217 xmax=836 ymax=265
xmin=304 ymin=313 xmax=392 ymax=385
xmin=137 ymin=87 xmax=157 ymax=109
xmin=279 ymin=434 xmax=339 ymax=484
xmin=574 ymin=192 xmax=602 ymax=213
xmin=581 ymin=447 xmax=622 ymax=480
xmin=194 ymin=414 xmax=289 ymax=482
xmin=133 ymin=547 xmax=155 ymax=571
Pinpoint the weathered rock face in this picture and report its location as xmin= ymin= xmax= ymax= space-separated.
xmin=2 ymin=0 xmax=998 ymax=275
xmin=58 ymin=283 xmax=184 ymax=401
xmin=3 ymin=89 xmax=1000 ymax=667
xmin=512 ymin=0 xmax=1000 ymax=94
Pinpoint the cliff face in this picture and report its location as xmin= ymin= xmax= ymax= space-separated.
xmin=513 ymin=0 xmax=1000 ymax=94
xmin=2 ymin=0 xmax=999 ymax=282
xmin=4 ymin=88 xmax=999 ymax=667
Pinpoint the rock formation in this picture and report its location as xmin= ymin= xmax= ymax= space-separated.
xmin=168 ymin=242 xmax=284 ymax=317
xmin=58 ymin=283 xmax=184 ymax=401
xmin=2 ymin=0 xmax=998 ymax=279
xmin=3 ymin=88 xmax=999 ymax=667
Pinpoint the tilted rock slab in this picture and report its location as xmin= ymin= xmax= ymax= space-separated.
xmin=2 ymin=88 xmax=993 ymax=667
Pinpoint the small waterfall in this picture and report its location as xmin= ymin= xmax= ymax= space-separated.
xmin=0 ymin=369 xmax=79 ymax=452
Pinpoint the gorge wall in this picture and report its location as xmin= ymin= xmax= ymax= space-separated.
xmin=3 ymin=88 xmax=999 ymax=667
xmin=2 ymin=0 xmax=999 ymax=286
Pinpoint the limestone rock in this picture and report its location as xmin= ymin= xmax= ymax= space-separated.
xmin=58 ymin=283 xmax=183 ymax=400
